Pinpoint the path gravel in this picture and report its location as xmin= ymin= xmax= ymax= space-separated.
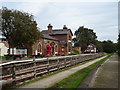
xmin=90 ymin=54 xmax=118 ymax=88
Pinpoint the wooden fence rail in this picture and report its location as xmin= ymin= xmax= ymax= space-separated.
xmin=0 ymin=53 xmax=105 ymax=88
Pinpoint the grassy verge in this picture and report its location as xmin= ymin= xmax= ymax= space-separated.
xmin=7 ymin=54 xmax=107 ymax=89
xmin=47 ymin=53 xmax=113 ymax=89
xmin=0 ymin=56 xmax=6 ymax=60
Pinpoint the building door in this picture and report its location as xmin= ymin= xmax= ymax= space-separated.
xmin=37 ymin=43 xmax=42 ymax=55
xmin=50 ymin=42 xmax=55 ymax=55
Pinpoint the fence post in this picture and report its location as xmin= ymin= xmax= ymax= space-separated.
xmin=75 ymin=57 xmax=77 ymax=65
xmin=47 ymin=58 xmax=50 ymax=74
xmin=77 ymin=56 xmax=80 ymax=63
xmin=78 ymin=56 xmax=80 ymax=64
xmin=12 ymin=63 xmax=16 ymax=85
xmin=70 ymin=56 xmax=73 ymax=66
xmin=72 ymin=57 xmax=74 ymax=65
xmin=74 ymin=57 xmax=76 ymax=65
xmin=57 ymin=58 xmax=60 ymax=70
xmin=33 ymin=57 xmax=36 ymax=78
xmin=64 ymin=58 xmax=66 ymax=68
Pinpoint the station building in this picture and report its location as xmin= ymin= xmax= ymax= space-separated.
xmin=31 ymin=24 xmax=73 ymax=56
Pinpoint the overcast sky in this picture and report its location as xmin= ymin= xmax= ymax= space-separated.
xmin=2 ymin=0 xmax=119 ymax=43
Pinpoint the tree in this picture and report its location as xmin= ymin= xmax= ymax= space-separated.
xmin=1 ymin=7 xmax=42 ymax=50
xmin=95 ymin=40 xmax=103 ymax=52
xmin=117 ymin=33 xmax=120 ymax=56
xmin=102 ymin=40 xmax=116 ymax=53
xmin=73 ymin=26 xmax=97 ymax=52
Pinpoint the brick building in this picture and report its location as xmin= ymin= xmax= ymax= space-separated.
xmin=31 ymin=24 xmax=73 ymax=56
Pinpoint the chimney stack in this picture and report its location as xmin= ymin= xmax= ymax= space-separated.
xmin=47 ymin=24 xmax=53 ymax=33
xmin=63 ymin=25 xmax=68 ymax=29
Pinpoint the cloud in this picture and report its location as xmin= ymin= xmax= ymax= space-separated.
xmin=2 ymin=0 xmax=119 ymax=2
xmin=2 ymin=2 xmax=48 ymax=16
xmin=2 ymin=2 xmax=118 ymax=43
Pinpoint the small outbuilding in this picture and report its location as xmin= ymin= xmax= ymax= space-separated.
xmin=84 ymin=43 xmax=96 ymax=53
xmin=0 ymin=41 xmax=9 ymax=56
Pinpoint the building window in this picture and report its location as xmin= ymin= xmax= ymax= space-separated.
xmin=44 ymin=40 xmax=48 ymax=44
xmin=55 ymin=45 xmax=58 ymax=52
xmin=62 ymin=48 xmax=64 ymax=52
xmin=68 ymin=44 xmax=71 ymax=52
xmin=50 ymin=42 xmax=55 ymax=55
xmin=69 ymin=35 xmax=71 ymax=40
xmin=62 ymin=45 xmax=64 ymax=48
xmin=37 ymin=43 xmax=42 ymax=53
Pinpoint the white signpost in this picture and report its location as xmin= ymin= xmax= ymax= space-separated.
xmin=9 ymin=48 xmax=27 ymax=55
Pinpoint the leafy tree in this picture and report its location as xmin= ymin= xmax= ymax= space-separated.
xmin=95 ymin=40 xmax=103 ymax=52
xmin=1 ymin=7 xmax=42 ymax=50
xmin=73 ymin=26 xmax=97 ymax=52
xmin=118 ymin=33 xmax=120 ymax=56
xmin=102 ymin=40 xmax=116 ymax=53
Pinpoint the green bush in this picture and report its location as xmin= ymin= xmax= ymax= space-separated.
xmin=5 ymin=55 xmax=14 ymax=60
xmin=0 ymin=56 xmax=6 ymax=60
xmin=22 ymin=54 xmax=27 ymax=57
xmin=70 ymin=49 xmax=80 ymax=55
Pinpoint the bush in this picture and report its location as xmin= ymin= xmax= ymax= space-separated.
xmin=22 ymin=54 xmax=27 ymax=57
xmin=69 ymin=49 xmax=80 ymax=55
xmin=5 ymin=55 xmax=14 ymax=60
xmin=0 ymin=56 xmax=6 ymax=60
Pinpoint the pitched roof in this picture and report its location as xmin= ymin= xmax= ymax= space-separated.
xmin=88 ymin=43 xmax=96 ymax=48
xmin=0 ymin=41 xmax=9 ymax=48
xmin=41 ymin=29 xmax=73 ymax=36
xmin=41 ymin=28 xmax=73 ymax=41
xmin=43 ymin=34 xmax=59 ymax=41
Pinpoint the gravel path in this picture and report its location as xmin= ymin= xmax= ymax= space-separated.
xmin=16 ymin=56 xmax=107 ymax=89
xmin=90 ymin=54 xmax=118 ymax=88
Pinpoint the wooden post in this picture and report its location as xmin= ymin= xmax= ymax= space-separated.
xmin=74 ymin=57 xmax=76 ymax=65
xmin=75 ymin=57 xmax=77 ymax=65
xmin=70 ymin=57 xmax=73 ymax=66
xmin=47 ymin=58 xmax=50 ymax=74
xmin=64 ymin=58 xmax=66 ymax=68
xmin=12 ymin=63 xmax=16 ymax=85
xmin=33 ymin=57 xmax=36 ymax=78
xmin=72 ymin=57 xmax=74 ymax=65
xmin=77 ymin=56 xmax=79 ymax=63
xmin=57 ymin=58 xmax=60 ymax=70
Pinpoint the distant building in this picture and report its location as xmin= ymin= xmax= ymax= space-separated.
xmin=0 ymin=41 xmax=9 ymax=56
xmin=84 ymin=43 xmax=96 ymax=53
xmin=31 ymin=24 xmax=73 ymax=56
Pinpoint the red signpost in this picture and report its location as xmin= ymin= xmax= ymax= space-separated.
xmin=46 ymin=45 xmax=52 ymax=56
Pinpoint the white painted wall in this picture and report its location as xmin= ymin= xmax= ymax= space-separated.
xmin=0 ymin=43 xmax=8 ymax=56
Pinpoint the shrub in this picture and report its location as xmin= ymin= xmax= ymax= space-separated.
xmin=70 ymin=49 xmax=80 ymax=55
xmin=22 ymin=54 xmax=27 ymax=57
xmin=0 ymin=56 xmax=6 ymax=60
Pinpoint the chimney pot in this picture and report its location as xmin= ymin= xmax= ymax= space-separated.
xmin=47 ymin=24 xmax=53 ymax=33
xmin=63 ymin=25 xmax=68 ymax=29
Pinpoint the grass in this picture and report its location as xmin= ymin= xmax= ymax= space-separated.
xmin=47 ymin=53 xmax=113 ymax=89
xmin=0 ymin=56 xmax=6 ymax=60
xmin=5 ymin=54 xmax=108 ymax=89
xmin=69 ymin=49 xmax=80 ymax=55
